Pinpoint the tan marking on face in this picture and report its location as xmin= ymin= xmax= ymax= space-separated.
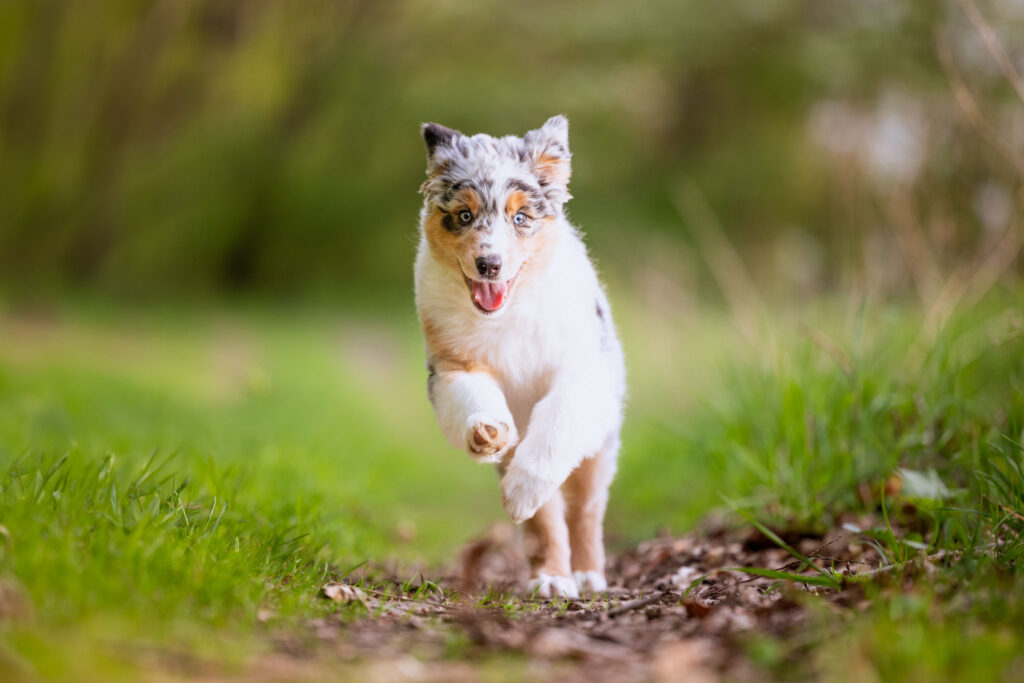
xmin=452 ymin=187 xmax=483 ymax=216
xmin=504 ymin=190 xmax=531 ymax=220
xmin=534 ymin=152 xmax=570 ymax=188
xmin=423 ymin=186 xmax=485 ymax=274
xmin=423 ymin=207 xmax=464 ymax=276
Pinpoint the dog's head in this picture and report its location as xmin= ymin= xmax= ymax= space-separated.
xmin=418 ymin=116 xmax=572 ymax=315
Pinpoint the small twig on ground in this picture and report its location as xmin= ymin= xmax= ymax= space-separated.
xmin=809 ymin=554 xmax=876 ymax=569
xmin=607 ymin=593 xmax=666 ymax=618
xmin=848 ymin=552 xmax=947 ymax=580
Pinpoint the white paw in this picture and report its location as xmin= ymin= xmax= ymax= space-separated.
xmin=573 ymin=570 xmax=608 ymax=594
xmin=500 ymin=464 xmax=558 ymax=523
xmin=528 ymin=573 xmax=579 ymax=599
xmin=465 ymin=413 xmax=517 ymax=462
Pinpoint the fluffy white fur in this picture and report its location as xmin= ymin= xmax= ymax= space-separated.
xmin=414 ymin=116 xmax=625 ymax=597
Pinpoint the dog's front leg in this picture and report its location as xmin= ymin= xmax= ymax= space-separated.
xmin=428 ymin=363 xmax=518 ymax=463
xmin=500 ymin=374 xmax=615 ymax=522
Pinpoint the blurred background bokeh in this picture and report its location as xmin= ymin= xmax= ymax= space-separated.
xmin=2 ymin=7 xmax=1024 ymax=670
xmin=2 ymin=0 xmax=1021 ymax=301
xmin=2 ymin=0 xmax=1024 ymax=564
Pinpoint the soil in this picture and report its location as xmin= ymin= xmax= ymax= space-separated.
xmin=266 ymin=520 xmax=903 ymax=682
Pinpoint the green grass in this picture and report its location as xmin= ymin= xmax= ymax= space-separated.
xmin=0 ymin=285 xmax=1022 ymax=679
xmin=0 ymin=301 xmax=504 ymax=678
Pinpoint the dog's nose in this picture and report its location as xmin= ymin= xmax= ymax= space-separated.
xmin=475 ymin=254 xmax=502 ymax=279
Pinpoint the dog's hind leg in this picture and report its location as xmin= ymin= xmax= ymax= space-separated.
xmin=563 ymin=434 xmax=619 ymax=593
xmin=428 ymin=362 xmax=518 ymax=463
xmin=522 ymin=490 xmax=578 ymax=599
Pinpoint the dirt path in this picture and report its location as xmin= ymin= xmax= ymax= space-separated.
xmin=273 ymin=522 xmax=893 ymax=682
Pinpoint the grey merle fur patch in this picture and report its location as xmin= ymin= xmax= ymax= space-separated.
xmin=420 ymin=116 xmax=573 ymax=222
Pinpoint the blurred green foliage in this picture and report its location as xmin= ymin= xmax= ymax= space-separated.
xmin=1 ymin=0 xmax=1020 ymax=295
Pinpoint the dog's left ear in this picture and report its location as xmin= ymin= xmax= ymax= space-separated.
xmin=524 ymin=115 xmax=571 ymax=196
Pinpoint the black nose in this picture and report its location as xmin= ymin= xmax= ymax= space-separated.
xmin=475 ymin=254 xmax=502 ymax=279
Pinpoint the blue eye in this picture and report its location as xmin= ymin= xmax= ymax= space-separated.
xmin=513 ymin=211 xmax=527 ymax=226
xmin=458 ymin=210 xmax=473 ymax=225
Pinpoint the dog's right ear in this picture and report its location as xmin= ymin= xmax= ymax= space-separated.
xmin=422 ymin=123 xmax=460 ymax=159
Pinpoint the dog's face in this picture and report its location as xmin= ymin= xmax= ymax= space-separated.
xmin=419 ymin=116 xmax=572 ymax=315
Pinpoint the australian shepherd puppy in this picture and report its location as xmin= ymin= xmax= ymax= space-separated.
xmin=414 ymin=116 xmax=626 ymax=598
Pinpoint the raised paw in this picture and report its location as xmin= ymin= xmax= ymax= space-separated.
xmin=465 ymin=413 xmax=517 ymax=462
xmin=528 ymin=573 xmax=579 ymax=599
xmin=500 ymin=464 xmax=559 ymax=523
xmin=573 ymin=570 xmax=608 ymax=594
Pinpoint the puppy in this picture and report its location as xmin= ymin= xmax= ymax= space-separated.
xmin=414 ymin=116 xmax=626 ymax=598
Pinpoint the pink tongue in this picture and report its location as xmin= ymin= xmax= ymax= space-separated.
xmin=472 ymin=280 xmax=508 ymax=311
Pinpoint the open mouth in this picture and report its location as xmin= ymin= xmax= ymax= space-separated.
xmin=463 ymin=272 xmax=519 ymax=314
